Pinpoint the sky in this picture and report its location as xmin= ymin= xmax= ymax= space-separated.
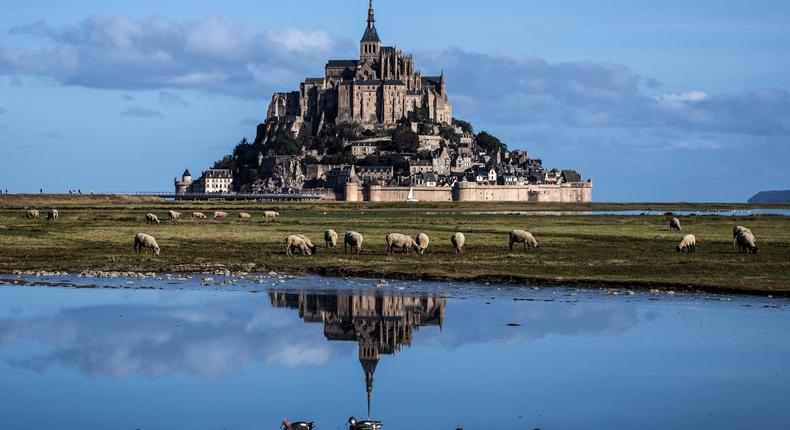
xmin=0 ymin=0 xmax=789 ymax=201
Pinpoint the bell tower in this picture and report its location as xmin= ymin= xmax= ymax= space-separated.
xmin=360 ymin=0 xmax=381 ymax=63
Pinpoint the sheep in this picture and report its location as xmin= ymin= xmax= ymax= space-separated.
xmin=25 ymin=210 xmax=40 ymax=219
xmin=386 ymin=233 xmax=421 ymax=255
xmin=285 ymin=235 xmax=312 ymax=256
xmin=192 ymin=212 xmax=206 ymax=219
xmin=213 ymin=211 xmax=229 ymax=219
xmin=134 ymin=233 xmax=161 ymax=255
xmin=145 ymin=213 xmax=160 ymax=224
xmin=669 ymin=218 xmax=682 ymax=231
xmin=415 ymin=233 xmax=430 ymax=254
xmin=324 ymin=229 xmax=338 ymax=248
xmin=735 ymin=230 xmax=758 ymax=254
xmin=676 ymin=234 xmax=697 ymax=253
xmin=733 ymin=226 xmax=752 ymax=245
xmin=451 ymin=232 xmax=466 ymax=255
xmin=168 ymin=210 xmax=182 ymax=222
xmin=344 ymin=231 xmax=364 ymax=254
xmin=239 ymin=212 xmax=252 ymax=219
xmin=509 ymin=230 xmax=538 ymax=252
xmin=295 ymin=235 xmax=318 ymax=254
xmin=46 ymin=209 xmax=59 ymax=221
xmin=263 ymin=211 xmax=280 ymax=219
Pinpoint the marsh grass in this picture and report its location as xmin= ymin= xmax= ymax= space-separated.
xmin=1 ymin=196 xmax=788 ymax=293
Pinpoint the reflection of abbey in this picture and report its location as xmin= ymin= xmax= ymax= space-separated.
xmin=175 ymin=0 xmax=592 ymax=202
xmin=270 ymin=291 xmax=445 ymax=415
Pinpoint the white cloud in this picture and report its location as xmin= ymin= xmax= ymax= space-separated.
xmin=1 ymin=15 xmax=349 ymax=97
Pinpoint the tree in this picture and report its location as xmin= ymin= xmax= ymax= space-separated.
xmin=476 ymin=131 xmax=506 ymax=154
xmin=273 ymin=130 xmax=302 ymax=156
xmin=452 ymin=118 xmax=473 ymax=134
xmin=393 ymin=125 xmax=419 ymax=153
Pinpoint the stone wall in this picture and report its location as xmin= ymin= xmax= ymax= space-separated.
xmin=338 ymin=181 xmax=593 ymax=203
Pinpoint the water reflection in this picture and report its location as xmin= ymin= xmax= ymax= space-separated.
xmin=270 ymin=291 xmax=446 ymax=416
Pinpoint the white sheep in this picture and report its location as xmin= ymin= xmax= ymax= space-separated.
xmin=213 ymin=211 xmax=229 ymax=219
xmin=145 ymin=213 xmax=161 ymax=224
xmin=168 ymin=210 xmax=182 ymax=221
xmin=264 ymin=211 xmax=280 ymax=219
xmin=47 ymin=209 xmax=59 ymax=221
xmin=509 ymin=230 xmax=538 ymax=252
xmin=134 ymin=233 xmax=161 ymax=255
xmin=239 ymin=212 xmax=252 ymax=219
xmin=735 ymin=230 xmax=758 ymax=254
xmin=676 ymin=234 xmax=697 ymax=253
xmin=386 ymin=233 xmax=421 ymax=255
xmin=325 ymin=229 xmax=338 ymax=248
xmin=344 ymin=231 xmax=364 ymax=254
xmin=451 ymin=232 xmax=466 ymax=255
xmin=296 ymin=234 xmax=317 ymax=254
xmin=192 ymin=212 xmax=206 ymax=219
xmin=669 ymin=218 xmax=682 ymax=231
xmin=285 ymin=235 xmax=312 ymax=256
xmin=416 ymin=233 xmax=430 ymax=254
xmin=733 ymin=226 xmax=752 ymax=245
xmin=25 ymin=210 xmax=40 ymax=219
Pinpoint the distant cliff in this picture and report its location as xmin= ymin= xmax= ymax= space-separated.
xmin=748 ymin=190 xmax=790 ymax=204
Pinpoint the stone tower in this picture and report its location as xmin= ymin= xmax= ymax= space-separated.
xmin=360 ymin=0 xmax=381 ymax=63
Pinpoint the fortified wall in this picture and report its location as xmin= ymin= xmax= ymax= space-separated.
xmin=342 ymin=181 xmax=593 ymax=203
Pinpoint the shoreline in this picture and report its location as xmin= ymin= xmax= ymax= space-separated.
xmin=4 ymin=266 xmax=789 ymax=298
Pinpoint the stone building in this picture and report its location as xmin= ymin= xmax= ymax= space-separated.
xmin=264 ymin=0 xmax=453 ymax=137
xmin=174 ymin=168 xmax=233 ymax=194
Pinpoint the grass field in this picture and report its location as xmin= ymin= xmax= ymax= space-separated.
xmin=1 ymin=195 xmax=788 ymax=294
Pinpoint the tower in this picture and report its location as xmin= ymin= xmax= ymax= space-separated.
xmin=360 ymin=0 xmax=381 ymax=63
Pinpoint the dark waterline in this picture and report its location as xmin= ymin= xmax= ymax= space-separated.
xmin=428 ymin=209 xmax=790 ymax=216
xmin=0 ymin=274 xmax=788 ymax=430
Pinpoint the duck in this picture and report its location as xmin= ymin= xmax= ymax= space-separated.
xmin=348 ymin=416 xmax=383 ymax=430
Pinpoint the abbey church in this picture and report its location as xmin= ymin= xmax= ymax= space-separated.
xmin=266 ymin=0 xmax=452 ymax=128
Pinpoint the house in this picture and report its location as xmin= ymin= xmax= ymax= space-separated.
xmin=409 ymin=160 xmax=433 ymax=175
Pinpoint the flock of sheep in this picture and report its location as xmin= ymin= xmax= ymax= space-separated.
xmin=668 ymin=217 xmax=758 ymax=255
xmin=22 ymin=208 xmax=760 ymax=257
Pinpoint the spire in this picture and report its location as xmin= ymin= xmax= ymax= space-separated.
xmin=361 ymin=0 xmax=381 ymax=42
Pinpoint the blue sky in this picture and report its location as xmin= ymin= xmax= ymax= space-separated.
xmin=1 ymin=0 xmax=789 ymax=201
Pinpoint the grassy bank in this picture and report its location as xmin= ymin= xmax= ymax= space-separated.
xmin=1 ymin=196 xmax=788 ymax=294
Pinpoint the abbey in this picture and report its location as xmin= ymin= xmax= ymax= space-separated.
xmin=266 ymin=0 xmax=452 ymax=129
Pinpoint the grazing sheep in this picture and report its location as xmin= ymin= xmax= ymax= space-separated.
xmin=168 ymin=210 xmax=182 ymax=222
xmin=46 ymin=209 xmax=59 ymax=221
xmin=145 ymin=213 xmax=161 ymax=224
xmin=134 ymin=233 xmax=161 ymax=255
xmin=263 ymin=211 xmax=280 ymax=219
xmin=295 ymin=235 xmax=318 ymax=255
xmin=669 ymin=218 xmax=682 ymax=231
xmin=25 ymin=210 xmax=40 ymax=219
xmin=677 ymin=234 xmax=697 ymax=253
xmin=416 ymin=233 xmax=430 ymax=254
xmin=509 ymin=230 xmax=538 ymax=252
xmin=324 ymin=229 xmax=338 ymax=248
xmin=451 ymin=232 xmax=466 ymax=255
xmin=239 ymin=212 xmax=252 ymax=219
xmin=344 ymin=231 xmax=364 ymax=254
xmin=733 ymin=226 xmax=752 ymax=245
xmin=192 ymin=212 xmax=206 ymax=219
xmin=213 ymin=211 xmax=229 ymax=219
xmin=735 ymin=230 xmax=758 ymax=254
xmin=386 ymin=233 xmax=420 ymax=255
xmin=285 ymin=235 xmax=312 ymax=256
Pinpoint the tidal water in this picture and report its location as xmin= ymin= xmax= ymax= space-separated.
xmin=0 ymin=274 xmax=788 ymax=430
